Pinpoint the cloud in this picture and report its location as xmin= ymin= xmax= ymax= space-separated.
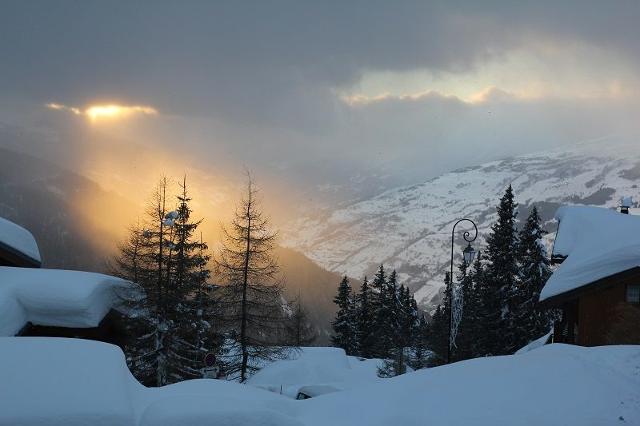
xmin=2 ymin=1 xmax=638 ymax=123
xmin=2 ymin=1 xmax=640 ymax=209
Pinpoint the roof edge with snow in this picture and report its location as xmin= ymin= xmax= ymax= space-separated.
xmin=540 ymin=205 xmax=640 ymax=302
xmin=0 ymin=217 xmax=41 ymax=267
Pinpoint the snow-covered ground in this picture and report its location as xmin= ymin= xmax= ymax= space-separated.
xmin=2 ymin=337 xmax=639 ymax=425
xmin=246 ymin=347 xmax=383 ymax=398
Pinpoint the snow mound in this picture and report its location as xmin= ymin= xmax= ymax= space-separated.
xmin=0 ymin=338 xmax=297 ymax=426
xmin=0 ymin=337 xmax=141 ymax=426
xmin=540 ymin=205 xmax=640 ymax=301
xmin=1 ymin=339 xmax=639 ymax=425
xmin=0 ymin=216 xmax=41 ymax=264
xmin=299 ymin=344 xmax=640 ymax=426
xmin=0 ymin=267 xmax=131 ymax=336
xmin=246 ymin=347 xmax=382 ymax=398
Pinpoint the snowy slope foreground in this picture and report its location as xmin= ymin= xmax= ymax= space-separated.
xmin=298 ymin=344 xmax=640 ymax=426
xmin=0 ymin=267 xmax=131 ymax=336
xmin=284 ymin=141 xmax=640 ymax=308
xmin=1 ymin=338 xmax=639 ymax=425
xmin=0 ymin=338 xmax=296 ymax=426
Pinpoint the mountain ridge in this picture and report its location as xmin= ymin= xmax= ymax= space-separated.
xmin=283 ymin=140 xmax=640 ymax=310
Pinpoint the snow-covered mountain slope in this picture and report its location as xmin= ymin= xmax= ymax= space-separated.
xmin=283 ymin=140 xmax=640 ymax=309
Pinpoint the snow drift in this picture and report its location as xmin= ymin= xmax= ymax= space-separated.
xmin=246 ymin=347 xmax=382 ymax=398
xmin=1 ymin=337 xmax=639 ymax=426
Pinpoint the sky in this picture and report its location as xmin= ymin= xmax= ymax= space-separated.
xmin=1 ymin=1 xmax=640 ymax=225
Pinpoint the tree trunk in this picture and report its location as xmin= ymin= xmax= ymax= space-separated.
xmin=240 ymin=195 xmax=252 ymax=382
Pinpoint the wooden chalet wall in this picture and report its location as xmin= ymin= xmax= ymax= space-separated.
xmin=551 ymin=268 xmax=640 ymax=346
xmin=17 ymin=310 xmax=129 ymax=348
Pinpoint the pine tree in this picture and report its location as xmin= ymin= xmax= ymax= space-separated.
xmin=371 ymin=265 xmax=395 ymax=359
xmin=451 ymin=255 xmax=483 ymax=362
xmin=513 ymin=206 xmax=553 ymax=348
xmin=425 ymin=272 xmax=451 ymax=365
xmin=111 ymin=177 xmax=175 ymax=386
xmin=356 ymin=276 xmax=376 ymax=358
xmin=112 ymin=177 xmax=219 ymax=385
xmin=377 ymin=271 xmax=404 ymax=376
xmin=408 ymin=313 xmax=431 ymax=370
xmin=110 ymin=223 xmax=157 ymax=385
xmin=476 ymin=185 xmax=519 ymax=355
xmin=214 ymin=174 xmax=289 ymax=382
xmin=331 ymin=276 xmax=357 ymax=355
xmin=467 ymin=251 xmax=485 ymax=358
xmin=286 ymin=298 xmax=317 ymax=347
xmin=165 ymin=177 xmax=217 ymax=383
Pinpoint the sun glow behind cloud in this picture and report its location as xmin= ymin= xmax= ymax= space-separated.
xmin=46 ymin=102 xmax=158 ymax=121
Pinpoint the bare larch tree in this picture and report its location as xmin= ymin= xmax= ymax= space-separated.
xmin=214 ymin=175 xmax=289 ymax=382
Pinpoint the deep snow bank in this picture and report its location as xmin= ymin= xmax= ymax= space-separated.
xmin=299 ymin=344 xmax=640 ymax=426
xmin=1 ymin=338 xmax=639 ymax=426
xmin=0 ymin=337 xmax=141 ymax=426
xmin=0 ymin=338 xmax=296 ymax=426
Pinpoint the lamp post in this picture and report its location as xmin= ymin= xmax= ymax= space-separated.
xmin=447 ymin=218 xmax=478 ymax=364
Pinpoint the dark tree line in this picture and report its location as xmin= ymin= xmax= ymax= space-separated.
xmin=112 ymin=175 xmax=313 ymax=385
xmin=331 ymin=266 xmax=430 ymax=376
xmin=331 ymin=185 xmax=555 ymax=371
xmin=426 ymin=186 xmax=555 ymax=364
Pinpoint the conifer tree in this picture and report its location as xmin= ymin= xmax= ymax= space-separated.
xmin=165 ymin=177 xmax=217 ymax=382
xmin=370 ymin=264 xmax=387 ymax=312
xmin=513 ymin=206 xmax=553 ymax=347
xmin=408 ymin=314 xmax=431 ymax=370
xmin=377 ymin=272 xmax=405 ymax=376
xmin=112 ymin=177 xmax=219 ymax=385
xmin=479 ymin=185 xmax=519 ymax=355
xmin=286 ymin=298 xmax=317 ymax=347
xmin=331 ymin=276 xmax=357 ymax=355
xmin=425 ymin=272 xmax=451 ymax=365
xmin=374 ymin=268 xmax=398 ymax=359
xmin=356 ymin=276 xmax=376 ymax=358
xmin=112 ymin=177 xmax=175 ymax=386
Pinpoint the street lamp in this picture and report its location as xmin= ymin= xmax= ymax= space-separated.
xmin=447 ymin=219 xmax=478 ymax=364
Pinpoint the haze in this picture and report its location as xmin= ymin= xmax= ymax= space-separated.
xmin=2 ymin=1 xmax=640 ymax=241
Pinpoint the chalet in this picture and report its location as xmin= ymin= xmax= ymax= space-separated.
xmin=0 ymin=216 xmax=41 ymax=268
xmin=540 ymin=205 xmax=640 ymax=346
xmin=0 ymin=266 xmax=132 ymax=346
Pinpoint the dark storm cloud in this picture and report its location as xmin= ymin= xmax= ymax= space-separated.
xmin=3 ymin=0 xmax=637 ymax=124
xmin=1 ymin=0 xmax=640 ymax=206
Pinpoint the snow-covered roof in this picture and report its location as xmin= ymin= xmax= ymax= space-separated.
xmin=540 ymin=205 xmax=640 ymax=302
xmin=0 ymin=267 xmax=131 ymax=336
xmin=0 ymin=216 xmax=41 ymax=266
